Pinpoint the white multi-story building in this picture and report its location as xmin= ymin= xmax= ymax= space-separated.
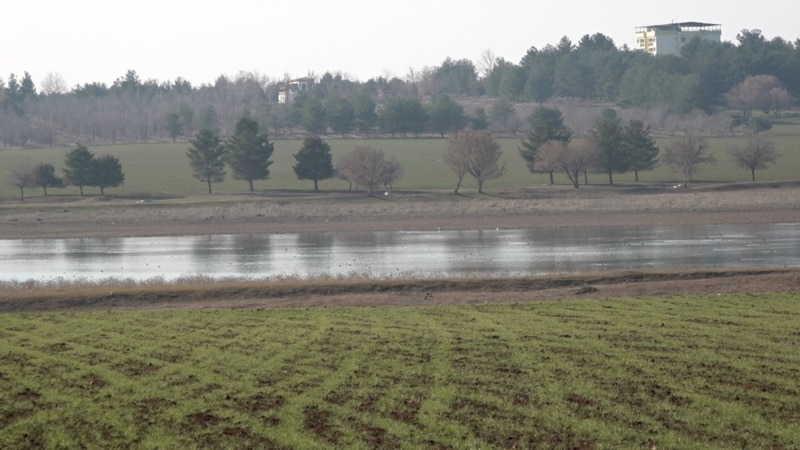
xmin=277 ymin=77 xmax=315 ymax=104
xmin=635 ymin=22 xmax=721 ymax=56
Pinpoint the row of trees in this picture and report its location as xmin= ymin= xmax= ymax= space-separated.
xmin=510 ymin=105 xmax=782 ymax=190
xmin=11 ymin=145 xmax=125 ymax=200
xmin=2 ymin=29 xmax=798 ymax=148
xmin=187 ymin=118 xmax=405 ymax=195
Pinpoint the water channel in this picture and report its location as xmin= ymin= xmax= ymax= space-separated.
xmin=1 ymin=223 xmax=798 ymax=282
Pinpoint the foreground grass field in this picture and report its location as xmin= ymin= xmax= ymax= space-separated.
xmin=2 ymin=112 xmax=799 ymax=200
xmin=2 ymin=293 xmax=798 ymax=449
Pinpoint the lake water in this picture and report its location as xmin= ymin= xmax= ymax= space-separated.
xmin=1 ymin=223 xmax=798 ymax=282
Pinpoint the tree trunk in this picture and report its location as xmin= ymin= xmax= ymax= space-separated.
xmin=477 ymin=180 xmax=484 ymax=194
xmin=100 ymin=186 xmax=105 ymax=196
xmin=453 ymin=175 xmax=464 ymax=195
xmin=607 ymin=171 xmax=614 ymax=185
xmin=634 ymin=168 xmax=640 ymax=182
xmin=79 ymin=185 xmax=84 ymax=196
xmin=314 ymin=179 xmax=319 ymax=192
xmin=43 ymin=186 xmax=48 ymax=196
xmin=548 ymin=171 xmax=554 ymax=184
xmin=248 ymin=179 xmax=254 ymax=192
xmin=207 ymin=178 xmax=212 ymax=194
xmin=751 ymin=168 xmax=756 ymax=182
xmin=19 ymin=187 xmax=24 ymax=202
xmin=583 ymin=170 xmax=588 ymax=185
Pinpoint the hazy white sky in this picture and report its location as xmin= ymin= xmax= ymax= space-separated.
xmin=3 ymin=0 xmax=797 ymax=88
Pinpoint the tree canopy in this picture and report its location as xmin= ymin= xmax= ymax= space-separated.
xmin=187 ymin=128 xmax=225 ymax=193
xmin=293 ymin=136 xmax=335 ymax=191
xmin=224 ymin=117 xmax=274 ymax=191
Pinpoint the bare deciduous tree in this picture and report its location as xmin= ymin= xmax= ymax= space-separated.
xmin=662 ymin=135 xmax=716 ymax=188
xmin=726 ymin=75 xmax=794 ymax=118
xmin=728 ymin=137 xmax=781 ymax=182
xmin=445 ymin=129 xmax=505 ymax=194
xmin=337 ymin=146 xmax=403 ymax=195
xmin=10 ymin=165 xmax=36 ymax=201
xmin=537 ymin=139 xmax=599 ymax=189
xmin=40 ymin=72 xmax=68 ymax=96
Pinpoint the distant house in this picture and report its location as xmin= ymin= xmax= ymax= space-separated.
xmin=635 ymin=22 xmax=721 ymax=56
xmin=278 ymin=77 xmax=315 ymax=104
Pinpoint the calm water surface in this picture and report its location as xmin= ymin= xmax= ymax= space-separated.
xmin=1 ymin=223 xmax=798 ymax=282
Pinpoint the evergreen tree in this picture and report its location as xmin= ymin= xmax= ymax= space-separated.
xmin=518 ymin=106 xmax=571 ymax=183
xmin=187 ymin=129 xmax=225 ymax=193
xmin=63 ymin=144 xmax=95 ymax=196
xmin=591 ymin=108 xmax=629 ymax=185
xmin=34 ymin=162 xmax=64 ymax=195
xmin=224 ymin=117 xmax=273 ymax=192
xmin=301 ymin=94 xmax=327 ymax=134
xmin=293 ymin=136 xmax=335 ymax=191
xmin=326 ymin=95 xmax=355 ymax=137
xmin=427 ymin=94 xmax=467 ymax=137
xmin=164 ymin=112 xmax=183 ymax=142
xmin=91 ymin=154 xmax=125 ymax=195
xmin=470 ymin=107 xmax=489 ymax=130
xmin=351 ymin=91 xmax=377 ymax=137
xmin=622 ymin=120 xmax=659 ymax=181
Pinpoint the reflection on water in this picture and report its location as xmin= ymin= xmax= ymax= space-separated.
xmin=1 ymin=223 xmax=798 ymax=282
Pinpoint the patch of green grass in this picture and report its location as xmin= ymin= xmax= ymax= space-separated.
xmin=1 ymin=293 xmax=798 ymax=448
xmin=2 ymin=114 xmax=799 ymax=200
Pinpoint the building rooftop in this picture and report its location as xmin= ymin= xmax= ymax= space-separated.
xmin=636 ymin=22 xmax=721 ymax=32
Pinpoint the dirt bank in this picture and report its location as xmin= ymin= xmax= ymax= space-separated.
xmin=2 ymin=268 xmax=798 ymax=313
xmin=1 ymin=182 xmax=798 ymax=239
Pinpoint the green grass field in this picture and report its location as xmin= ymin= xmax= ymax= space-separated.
xmin=1 ymin=293 xmax=798 ymax=448
xmin=1 ymin=114 xmax=798 ymax=200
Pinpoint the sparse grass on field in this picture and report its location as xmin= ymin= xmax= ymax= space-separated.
xmin=1 ymin=113 xmax=799 ymax=200
xmin=1 ymin=293 xmax=799 ymax=449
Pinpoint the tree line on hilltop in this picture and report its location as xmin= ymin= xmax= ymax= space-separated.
xmin=1 ymin=29 xmax=798 ymax=149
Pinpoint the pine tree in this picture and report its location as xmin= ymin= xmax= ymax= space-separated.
xmin=293 ymin=136 xmax=335 ymax=192
xmin=63 ymin=144 xmax=95 ymax=196
xmin=623 ymin=120 xmax=659 ymax=181
xmin=187 ymin=129 xmax=225 ymax=193
xmin=224 ymin=117 xmax=273 ymax=192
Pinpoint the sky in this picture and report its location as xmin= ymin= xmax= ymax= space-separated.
xmin=3 ymin=0 xmax=798 ymax=89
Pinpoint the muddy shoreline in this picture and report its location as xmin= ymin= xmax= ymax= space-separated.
xmin=1 ymin=183 xmax=799 ymax=239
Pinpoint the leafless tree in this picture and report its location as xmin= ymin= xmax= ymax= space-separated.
xmin=537 ymin=139 xmax=599 ymax=189
xmin=728 ymin=136 xmax=781 ymax=182
xmin=442 ymin=139 xmax=470 ymax=195
xmin=445 ymin=129 xmax=505 ymax=194
xmin=337 ymin=146 xmax=403 ymax=195
xmin=10 ymin=165 xmax=36 ymax=201
xmin=662 ymin=135 xmax=716 ymax=188
xmin=40 ymin=72 xmax=68 ymax=95
xmin=478 ymin=49 xmax=498 ymax=78
xmin=726 ymin=75 xmax=794 ymax=118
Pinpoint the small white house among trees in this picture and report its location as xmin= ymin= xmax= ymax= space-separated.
xmin=278 ymin=77 xmax=315 ymax=104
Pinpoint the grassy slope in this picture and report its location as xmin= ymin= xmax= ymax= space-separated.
xmin=1 ymin=114 xmax=798 ymax=200
xmin=1 ymin=293 xmax=798 ymax=449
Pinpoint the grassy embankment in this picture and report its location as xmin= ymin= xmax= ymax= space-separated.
xmin=1 ymin=113 xmax=798 ymax=200
xmin=1 ymin=293 xmax=798 ymax=448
